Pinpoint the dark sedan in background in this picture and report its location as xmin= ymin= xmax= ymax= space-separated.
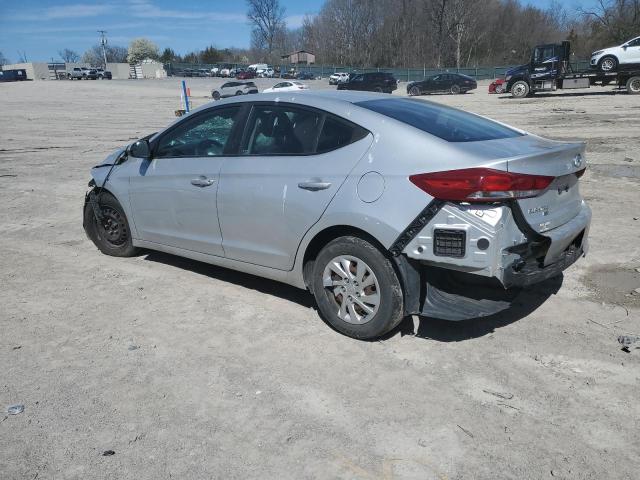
xmin=407 ymin=73 xmax=477 ymax=95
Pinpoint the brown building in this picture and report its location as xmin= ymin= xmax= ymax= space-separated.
xmin=281 ymin=50 xmax=315 ymax=65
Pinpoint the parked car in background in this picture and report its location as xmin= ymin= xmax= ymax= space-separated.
xmin=329 ymin=72 xmax=350 ymax=85
xmin=236 ymin=70 xmax=256 ymax=80
xmin=258 ymin=68 xmax=275 ymax=78
xmin=84 ymin=92 xmax=591 ymax=340
xmin=219 ymin=67 xmax=231 ymax=77
xmin=197 ymin=69 xmax=211 ymax=77
xmin=488 ymin=78 xmax=506 ymax=93
xmin=590 ymin=35 xmax=640 ymax=72
xmin=263 ymin=81 xmax=309 ymax=93
xmin=211 ymin=81 xmax=259 ymax=100
xmin=85 ymin=69 xmax=98 ymax=80
xmin=296 ymin=72 xmax=315 ymax=80
xmin=95 ymin=68 xmax=112 ymax=80
xmin=407 ymin=73 xmax=477 ymax=95
xmin=337 ymin=72 xmax=397 ymax=93
xmin=248 ymin=63 xmax=268 ymax=73
xmin=69 ymin=67 xmax=85 ymax=80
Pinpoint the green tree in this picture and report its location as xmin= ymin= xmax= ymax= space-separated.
xmin=127 ymin=38 xmax=159 ymax=63
xmin=159 ymin=47 xmax=180 ymax=63
xmin=201 ymin=45 xmax=222 ymax=64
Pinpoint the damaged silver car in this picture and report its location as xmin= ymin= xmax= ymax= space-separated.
xmin=84 ymin=92 xmax=591 ymax=339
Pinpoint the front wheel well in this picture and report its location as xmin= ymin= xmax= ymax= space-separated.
xmin=301 ymin=226 xmax=389 ymax=288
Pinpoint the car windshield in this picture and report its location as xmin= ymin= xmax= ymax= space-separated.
xmin=356 ymin=98 xmax=523 ymax=143
xmin=246 ymin=82 xmax=256 ymax=87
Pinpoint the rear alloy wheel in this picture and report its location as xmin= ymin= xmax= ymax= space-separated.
xmin=598 ymin=56 xmax=617 ymax=73
xmin=212 ymin=91 xmax=221 ymax=100
xmin=626 ymin=76 xmax=640 ymax=95
xmin=450 ymin=84 xmax=461 ymax=94
xmin=409 ymin=86 xmax=421 ymax=96
xmin=511 ymin=80 xmax=530 ymax=98
xmin=495 ymin=84 xmax=505 ymax=94
xmin=83 ymin=191 xmax=139 ymax=257
xmin=311 ymin=236 xmax=404 ymax=340
xmin=235 ymin=90 xmax=243 ymax=96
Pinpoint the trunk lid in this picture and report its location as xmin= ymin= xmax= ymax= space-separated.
xmin=453 ymin=134 xmax=586 ymax=233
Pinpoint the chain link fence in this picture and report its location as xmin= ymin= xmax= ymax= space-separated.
xmin=165 ymin=60 xmax=592 ymax=82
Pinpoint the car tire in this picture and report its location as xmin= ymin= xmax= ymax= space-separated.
xmin=495 ymin=84 xmax=505 ymax=94
xmin=598 ymin=56 xmax=618 ymax=72
xmin=409 ymin=86 xmax=421 ymax=96
xmin=375 ymin=86 xmax=383 ymax=93
xmin=450 ymin=84 xmax=461 ymax=94
xmin=235 ymin=90 xmax=243 ymax=96
xmin=212 ymin=91 xmax=220 ymax=100
xmin=626 ymin=76 xmax=640 ymax=95
xmin=311 ymin=236 xmax=404 ymax=340
xmin=83 ymin=191 xmax=139 ymax=257
xmin=511 ymin=80 xmax=530 ymax=98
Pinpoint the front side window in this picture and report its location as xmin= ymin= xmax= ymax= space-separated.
xmin=243 ymin=106 xmax=322 ymax=155
xmin=356 ymin=98 xmax=523 ymax=143
xmin=155 ymin=107 xmax=241 ymax=158
xmin=627 ymin=37 xmax=640 ymax=47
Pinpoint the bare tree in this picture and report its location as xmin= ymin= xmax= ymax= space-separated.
xmin=0 ymin=51 xmax=7 ymax=66
xmin=246 ymin=0 xmax=287 ymax=60
xmin=59 ymin=48 xmax=80 ymax=63
xmin=579 ymin=0 xmax=640 ymax=43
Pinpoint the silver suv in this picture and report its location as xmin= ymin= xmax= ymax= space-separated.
xmin=211 ymin=82 xmax=258 ymax=100
xmin=83 ymin=92 xmax=591 ymax=339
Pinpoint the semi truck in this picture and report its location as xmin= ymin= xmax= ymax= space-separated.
xmin=505 ymin=41 xmax=640 ymax=98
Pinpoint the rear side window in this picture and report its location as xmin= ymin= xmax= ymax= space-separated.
xmin=356 ymin=98 xmax=522 ymax=143
xmin=317 ymin=116 xmax=369 ymax=153
xmin=243 ymin=106 xmax=323 ymax=155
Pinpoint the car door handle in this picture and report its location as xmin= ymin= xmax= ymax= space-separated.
xmin=191 ymin=176 xmax=215 ymax=187
xmin=298 ymin=181 xmax=332 ymax=191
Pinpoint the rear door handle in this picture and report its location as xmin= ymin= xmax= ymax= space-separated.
xmin=298 ymin=181 xmax=332 ymax=191
xmin=191 ymin=176 xmax=215 ymax=187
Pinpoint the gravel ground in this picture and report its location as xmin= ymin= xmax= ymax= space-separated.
xmin=1 ymin=77 xmax=639 ymax=480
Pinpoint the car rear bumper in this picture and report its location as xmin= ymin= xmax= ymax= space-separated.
xmin=394 ymin=200 xmax=590 ymax=320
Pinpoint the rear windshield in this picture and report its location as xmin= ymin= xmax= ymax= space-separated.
xmin=355 ymin=98 xmax=522 ymax=143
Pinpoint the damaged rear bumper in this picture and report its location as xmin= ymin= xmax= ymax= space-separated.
xmin=393 ymin=200 xmax=591 ymax=320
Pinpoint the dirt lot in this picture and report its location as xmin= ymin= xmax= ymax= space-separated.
xmin=1 ymin=77 xmax=639 ymax=480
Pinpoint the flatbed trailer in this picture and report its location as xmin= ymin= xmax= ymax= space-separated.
xmin=505 ymin=41 xmax=640 ymax=97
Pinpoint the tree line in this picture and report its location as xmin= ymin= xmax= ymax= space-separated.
xmin=1 ymin=0 xmax=636 ymax=69
xmin=249 ymin=0 xmax=640 ymax=67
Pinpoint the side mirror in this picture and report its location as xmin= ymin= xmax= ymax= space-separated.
xmin=129 ymin=139 xmax=151 ymax=159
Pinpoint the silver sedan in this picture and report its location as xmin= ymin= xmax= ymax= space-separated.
xmin=83 ymin=91 xmax=591 ymax=339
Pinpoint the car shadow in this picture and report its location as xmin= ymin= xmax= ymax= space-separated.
xmin=142 ymin=250 xmax=562 ymax=342
xmin=394 ymin=275 xmax=564 ymax=342
xmin=141 ymin=251 xmax=316 ymax=309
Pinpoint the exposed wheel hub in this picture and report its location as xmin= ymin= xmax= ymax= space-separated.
xmin=98 ymin=207 xmax=127 ymax=246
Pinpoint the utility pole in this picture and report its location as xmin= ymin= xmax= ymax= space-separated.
xmin=98 ymin=30 xmax=108 ymax=68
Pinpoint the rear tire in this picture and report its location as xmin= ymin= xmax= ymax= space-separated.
xmin=495 ymin=84 xmax=505 ymax=94
xmin=450 ymin=84 xmax=461 ymax=94
xmin=598 ymin=56 xmax=618 ymax=73
xmin=83 ymin=191 xmax=139 ymax=257
xmin=235 ymin=90 xmax=243 ymax=96
xmin=374 ymin=86 xmax=383 ymax=93
xmin=409 ymin=86 xmax=421 ymax=96
xmin=511 ymin=80 xmax=530 ymax=98
xmin=626 ymin=76 xmax=640 ymax=95
xmin=212 ymin=91 xmax=220 ymax=100
xmin=311 ymin=236 xmax=404 ymax=340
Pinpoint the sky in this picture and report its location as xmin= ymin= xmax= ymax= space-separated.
xmin=0 ymin=0 xmax=598 ymax=63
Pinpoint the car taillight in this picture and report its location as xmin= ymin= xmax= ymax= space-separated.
xmin=409 ymin=168 xmax=554 ymax=202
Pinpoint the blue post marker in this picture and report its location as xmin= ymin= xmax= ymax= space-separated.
xmin=181 ymin=80 xmax=190 ymax=113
